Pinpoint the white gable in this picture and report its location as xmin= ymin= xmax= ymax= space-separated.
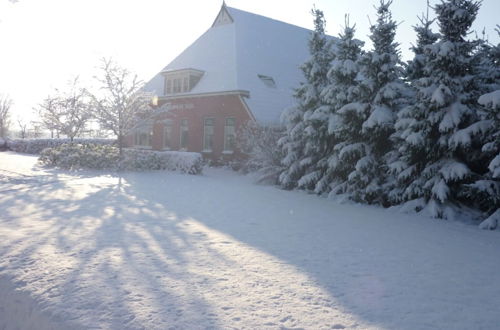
xmin=212 ymin=5 xmax=234 ymax=27
xmin=143 ymin=4 xmax=317 ymax=125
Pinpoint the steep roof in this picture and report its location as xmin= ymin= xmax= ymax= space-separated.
xmin=143 ymin=4 xmax=315 ymax=125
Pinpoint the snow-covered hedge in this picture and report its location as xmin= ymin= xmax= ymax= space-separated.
xmin=121 ymin=148 xmax=203 ymax=174
xmin=39 ymin=144 xmax=120 ymax=170
xmin=39 ymin=144 xmax=203 ymax=174
xmin=7 ymin=138 xmax=116 ymax=154
xmin=0 ymin=137 xmax=6 ymax=150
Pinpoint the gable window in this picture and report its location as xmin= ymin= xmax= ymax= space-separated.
xmin=163 ymin=120 xmax=173 ymax=150
xmin=223 ymin=118 xmax=236 ymax=152
xmin=134 ymin=123 xmax=153 ymax=148
xmin=203 ymin=118 xmax=215 ymax=152
xmin=180 ymin=119 xmax=189 ymax=150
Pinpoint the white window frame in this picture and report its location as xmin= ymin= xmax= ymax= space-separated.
xmin=223 ymin=117 xmax=236 ymax=153
xmin=163 ymin=120 xmax=173 ymax=150
xmin=134 ymin=124 xmax=153 ymax=148
xmin=179 ymin=119 xmax=189 ymax=150
xmin=203 ymin=118 xmax=215 ymax=153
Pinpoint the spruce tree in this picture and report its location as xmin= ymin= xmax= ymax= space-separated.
xmin=314 ymin=17 xmax=364 ymax=195
xmin=471 ymin=27 xmax=500 ymax=228
xmin=279 ymin=8 xmax=333 ymax=190
xmin=406 ymin=6 xmax=439 ymax=82
xmin=332 ymin=0 xmax=407 ymax=205
xmin=391 ymin=7 xmax=439 ymax=204
xmin=392 ymin=0 xmax=486 ymax=218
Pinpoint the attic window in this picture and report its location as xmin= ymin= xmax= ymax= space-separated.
xmin=162 ymin=69 xmax=204 ymax=95
xmin=258 ymin=74 xmax=276 ymax=88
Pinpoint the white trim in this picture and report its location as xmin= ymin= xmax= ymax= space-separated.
xmin=179 ymin=119 xmax=189 ymax=149
xmin=158 ymin=89 xmax=250 ymax=101
xmin=223 ymin=117 xmax=236 ymax=152
xmin=203 ymin=117 xmax=215 ymax=152
xmin=161 ymin=68 xmax=205 ymax=75
xmin=239 ymin=95 xmax=257 ymax=122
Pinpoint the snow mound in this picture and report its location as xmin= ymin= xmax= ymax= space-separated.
xmin=478 ymin=90 xmax=500 ymax=109
xmin=479 ymin=209 xmax=500 ymax=230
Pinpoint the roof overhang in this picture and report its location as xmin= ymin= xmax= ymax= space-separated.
xmin=157 ymin=89 xmax=250 ymax=100
xmin=160 ymin=68 xmax=205 ymax=76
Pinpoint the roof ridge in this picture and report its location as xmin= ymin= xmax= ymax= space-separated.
xmin=225 ymin=6 xmax=313 ymax=33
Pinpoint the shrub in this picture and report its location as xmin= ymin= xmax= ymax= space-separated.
xmin=236 ymin=121 xmax=285 ymax=184
xmin=121 ymin=149 xmax=203 ymax=174
xmin=39 ymin=144 xmax=119 ymax=170
xmin=7 ymin=138 xmax=116 ymax=154
xmin=39 ymin=144 xmax=203 ymax=174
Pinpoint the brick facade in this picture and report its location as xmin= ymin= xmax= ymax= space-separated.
xmin=126 ymin=92 xmax=254 ymax=161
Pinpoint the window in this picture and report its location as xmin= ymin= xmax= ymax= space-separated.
xmin=134 ymin=124 xmax=153 ymax=148
xmin=224 ymin=118 xmax=236 ymax=152
xmin=163 ymin=69 xmax=204 ymax=95
xmin=173 ymin=78 xmax=181 ymax=93
xmin=258 ymin=74 xmax=276 ymax=88
xmin=163 ymin=121 xmax=173 ymax=150
xmin=203 ymin=118 xmax=215 ymax=152
xmin=180 ymin=119 xmax=189 ymax=150
xmin=166 ymin=79 xmax=172 ymax=94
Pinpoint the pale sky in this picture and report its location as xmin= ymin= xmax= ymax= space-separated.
xmin=0 ymin=0 xmax=498 ymax=123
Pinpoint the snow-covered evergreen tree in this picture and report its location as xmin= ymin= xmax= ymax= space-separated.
xmin=313 ymin=17 xmax=364 ymax=195
xmin=473 ymin=90 xmax=500 ymax=228
xmin=474 ymin=25 xmax=500 ymax=96
xmin=393 ymin=0 xmax=487 ymax=218
xmin=405 ymin=6 xmax=440 ymax=82
xmin=390 ymin=7 xmax=439 ymax=203
xmin=279 ymin=8 xmax=333 ymax=190
xmin=472 ymin=28 xmax=500 ymax=228
xmin=331 ymin=0 xmax=407 ymax=205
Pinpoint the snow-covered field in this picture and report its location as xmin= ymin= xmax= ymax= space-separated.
xmin=1 ymin=151 xmax=499 ymax=330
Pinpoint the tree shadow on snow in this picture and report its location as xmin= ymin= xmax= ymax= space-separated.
xmin=119 ymin=170 xmax=500 ymax=330
xmin=0 ymin=171 xmax=227 ymax=329
xmin=2 ymin=167 xmax=500 ymax=329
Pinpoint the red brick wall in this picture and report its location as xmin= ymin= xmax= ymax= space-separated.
xmin=126 ymin=93 xmax=253 ymax=161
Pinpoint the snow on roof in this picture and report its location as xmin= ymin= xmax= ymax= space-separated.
xmin=143 ymin=4 xmax=316 ymax=125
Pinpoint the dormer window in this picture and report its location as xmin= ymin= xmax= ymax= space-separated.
xmin=258 ymin=74 xmax=276 ymax=88
xmin=162 ymin=68 xmax=204 ymax=95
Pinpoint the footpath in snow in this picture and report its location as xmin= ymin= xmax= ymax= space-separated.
xmin=0 ymin=151 xmax=500 ymax=329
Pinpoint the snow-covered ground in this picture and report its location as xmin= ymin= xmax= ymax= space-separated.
xmin=1 ymin=151 xmax=500 ymax=330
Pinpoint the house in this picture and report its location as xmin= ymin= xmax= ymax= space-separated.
xmin=131 ymin=2 xmax=313 ymax=160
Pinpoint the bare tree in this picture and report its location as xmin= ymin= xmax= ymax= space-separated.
xmin=37 ymin=78 xmax=91 ymax=142
xmin=91 ymin=58 xmax=153 ymax=156
xmin=36 ymin=96 xmax=59 ymax=138
xmin=29 ymin=121 xmax=44 ymax=138
xmin=17 ymin=118 xmax=28 ymax=139
xmin=0 ymin=94 xmax=12 ymax=138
